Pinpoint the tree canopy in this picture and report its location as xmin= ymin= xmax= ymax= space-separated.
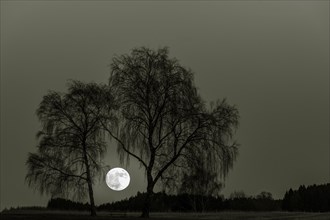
xmin=106 ymin=47 xmax=240 ymax=217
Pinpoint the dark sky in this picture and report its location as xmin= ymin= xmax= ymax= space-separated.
xmin=1 ymin=1 xmax=329 ymax=210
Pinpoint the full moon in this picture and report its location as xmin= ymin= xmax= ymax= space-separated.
xmin=106 ymin=168 xmax=130 ymax=191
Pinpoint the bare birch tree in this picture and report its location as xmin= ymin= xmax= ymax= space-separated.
xmin=105 ymin=47 xmax=239 ymax=218
xmin=26 ymin=81 xmax=115 ymax=216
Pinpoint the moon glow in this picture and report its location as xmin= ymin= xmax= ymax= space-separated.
xmin=106 ymin=168 xmax=130 ymax=191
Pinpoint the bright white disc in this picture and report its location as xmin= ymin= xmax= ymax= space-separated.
xmin=105 ymin=167 xmax=130 ymax=191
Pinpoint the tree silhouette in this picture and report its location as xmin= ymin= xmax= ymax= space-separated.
xmin=178 ymin=148 xmax=223 ymax=212
xmin=25 ymin=81 xmax=115 ymax=216
xmin=105 ymin=47 xmax=239 ymax=218
xmin=256 ymin=191 xmax=273 ymax=200
xmin=282 ymin=184 xmax=330 ymax=212
xmin=229 ymin=191 xmax=247 ymax=200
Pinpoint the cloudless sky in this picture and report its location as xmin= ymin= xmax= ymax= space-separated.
xmin=1 ymin=0 xmax=329 ymax=210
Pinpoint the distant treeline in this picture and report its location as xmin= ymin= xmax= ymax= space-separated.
xmin=1 ymin=206 xmax=46 ymax=212
xmin=47 ymin=198 xmax=90 ymax=211
xmin=5 ymin=183 xmax=328 ymax=213
xmin=282 ymin=183 xmax=330 ymax=212
xmin=47 ymin=192 xmax=281 ymax=212
xmin=97 ymin=191 xmax=282 ymax=212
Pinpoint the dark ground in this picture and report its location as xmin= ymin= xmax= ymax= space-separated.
xmin=1 ymin=211 xmax=330 ymax=220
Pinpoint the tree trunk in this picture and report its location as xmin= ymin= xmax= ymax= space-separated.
xmin=141 ymin=185 xmax=153 ymax=218
xmin=87 ymin=177 xmax=97 ymax=216
xmin=141 ymin=135 xmax=155 ymax=218
xmin=141 ymin=173 xmax=154 ymax=218
xmin=83 ymin=143 xmax=97 ymax=216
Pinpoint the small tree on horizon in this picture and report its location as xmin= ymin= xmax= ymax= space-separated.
xmin=177 ymin=148 xmax=224 ymax=212
xmin=104 ymin=47 xmax=240 ymax=218
xmin=26 ymin=81 xmax=115 ymax=216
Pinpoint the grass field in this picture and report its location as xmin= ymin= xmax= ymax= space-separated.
xmin=1 ymin=211 xmax=330 ymax=220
